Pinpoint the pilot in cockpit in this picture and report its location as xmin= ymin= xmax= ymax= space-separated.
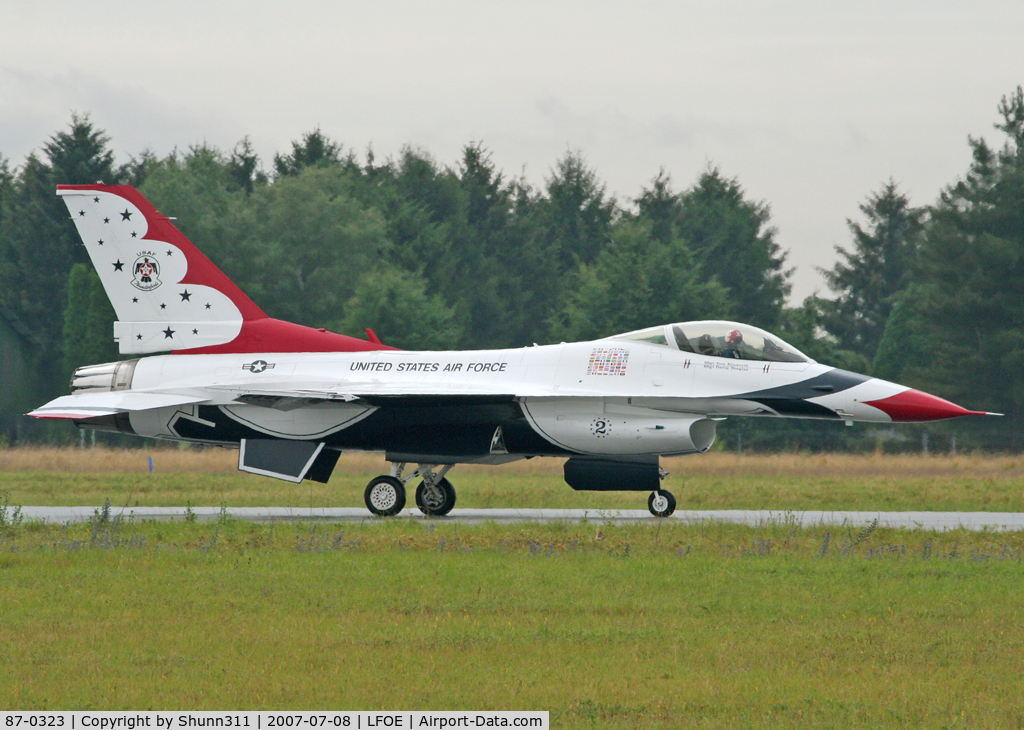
xmin=722 ymin=329 xmax=744 ymax=359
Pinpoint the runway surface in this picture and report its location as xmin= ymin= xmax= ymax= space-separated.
xmin=15 ymin=506 xmax=1024 ymax=531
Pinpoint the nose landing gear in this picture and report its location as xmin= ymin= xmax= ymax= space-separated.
xmin=648 ymin=467 xmax=675 ymax=517
xmin=648 ymin=489 xmax=676 ymax=517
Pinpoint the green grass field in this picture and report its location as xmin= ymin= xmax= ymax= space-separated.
xmin=2 ymin=449 xmax=1024 ymax=726
xmin=3 ymin=448 xmax=1024 ymax=512
xmin=1 ymin=518 xmax=1023 ymax=726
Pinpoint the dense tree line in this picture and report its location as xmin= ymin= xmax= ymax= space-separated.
xmin=0 ymin=123 xmax=786 ymax=381
xmin=800 ymin=88 xmax=1024 ymax=450
xmin=1 ymin=89 xmax=1022 ymax=450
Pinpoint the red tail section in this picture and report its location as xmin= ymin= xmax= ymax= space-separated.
xmin=58 ymin=184 xmax=395 ymax=354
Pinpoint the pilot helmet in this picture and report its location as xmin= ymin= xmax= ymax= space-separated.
xmin=726 ymin=329 xmax=743 ymax=347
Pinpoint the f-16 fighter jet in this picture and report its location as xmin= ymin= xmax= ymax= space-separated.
xmin=31 ymin=185 xmax=996 ymax=517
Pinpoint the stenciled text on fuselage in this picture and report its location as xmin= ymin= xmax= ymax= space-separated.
xmin=349 ymin=361 xmax=508 ymax=373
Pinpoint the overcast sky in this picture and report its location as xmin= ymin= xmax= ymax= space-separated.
xmin=3 ymin=1 xmax=1023 ymax=302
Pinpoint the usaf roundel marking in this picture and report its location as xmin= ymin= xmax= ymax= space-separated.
xmin=243 ymin=360 xmax=275 ymax=374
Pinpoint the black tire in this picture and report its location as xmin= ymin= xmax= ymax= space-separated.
xmin=364 ymin=476 xmax=406 ymax=516
xmin=416 ymin=477 xmax=457 ymax=517
xmin=648 ymin=489 xmax=676 ymax=518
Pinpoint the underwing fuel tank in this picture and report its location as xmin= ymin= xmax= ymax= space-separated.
xmin=564 ymin=455 xmax=662 ymax=491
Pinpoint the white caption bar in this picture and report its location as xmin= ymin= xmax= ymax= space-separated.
xmin=0 ymin=713 xmax=548 ymax=730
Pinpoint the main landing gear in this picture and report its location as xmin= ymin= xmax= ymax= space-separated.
xmin=363 ymin=463 xmax=456 ymax=517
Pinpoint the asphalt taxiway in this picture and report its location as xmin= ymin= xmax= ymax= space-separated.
xmin=15 ymin=506 xmax=1024 ymax=531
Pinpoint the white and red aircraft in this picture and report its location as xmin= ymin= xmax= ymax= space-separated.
xmin=30 ymin=185 xmax=995 ymax=517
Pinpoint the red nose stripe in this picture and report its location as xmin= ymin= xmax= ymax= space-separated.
xmin=866 ymin=389 xmax=986 ymax=422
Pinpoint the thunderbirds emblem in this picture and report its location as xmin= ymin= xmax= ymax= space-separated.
xmin=131 ymin=254 xmax=161 ymax=291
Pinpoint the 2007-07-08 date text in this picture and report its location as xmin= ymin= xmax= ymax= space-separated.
xmin=268 ymin=718 xmax=353 ymax=728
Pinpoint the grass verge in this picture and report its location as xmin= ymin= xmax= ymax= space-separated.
xmin=1 ymin=518 xmax=1023 ymax=727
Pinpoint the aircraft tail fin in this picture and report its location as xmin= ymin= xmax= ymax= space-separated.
xmin=58 ymin=184 xmax=393 ymax=354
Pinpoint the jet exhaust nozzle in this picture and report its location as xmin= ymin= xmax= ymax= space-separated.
xmin=70 ymin=359 xmax=138 ymax=394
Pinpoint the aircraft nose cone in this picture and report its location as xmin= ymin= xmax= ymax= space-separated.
xmin=865 ymin=389 xmax=987 ymax=422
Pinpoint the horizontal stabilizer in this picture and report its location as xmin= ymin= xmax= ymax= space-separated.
xmin=114 ymin=320 xmax=243 ymax=354
xmin=28 ymin=392 xmax=207 ymax=419
xmin=238 ymin=439 xmax=339 ymax=483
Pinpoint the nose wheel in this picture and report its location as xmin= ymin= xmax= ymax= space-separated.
xmin=648 ymin=489 xmax=676 ymax=518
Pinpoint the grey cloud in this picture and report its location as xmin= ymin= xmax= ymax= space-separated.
xmin=0 ymin=66 xmax=240 ymax=164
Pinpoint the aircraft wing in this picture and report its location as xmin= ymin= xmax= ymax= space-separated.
xmin=28 ymin=392 xmax=209 ymax=419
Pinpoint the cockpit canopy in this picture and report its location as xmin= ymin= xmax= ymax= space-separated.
xmin=611 ymin=321 xmax=811 ymax=363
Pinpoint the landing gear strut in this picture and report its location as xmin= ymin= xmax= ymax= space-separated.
xmin=362 ymin=463 xmax=456 ymax=517
xmin=647 ymin=465 xmax=675 ymax=517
